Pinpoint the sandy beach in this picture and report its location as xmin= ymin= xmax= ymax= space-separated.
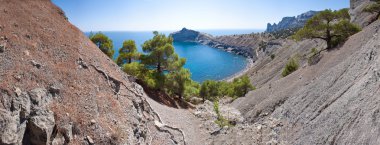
xmin=222 ymin=58 xmax=254 ymax=82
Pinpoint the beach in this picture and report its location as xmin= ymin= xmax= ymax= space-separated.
xmin=223 ymin=58 xmax=254 ymax=82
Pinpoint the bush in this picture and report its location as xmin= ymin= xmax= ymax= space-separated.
xmin=282 ymin=57 xmax=299 ymax=77
xmin=307 ymin=48 xmax=321 ymax=65
xmin=199 ymin=75 xmax=255 ymax=101
xmin=165 ymin=68 xmax=192 ymax=99
xmin=200 ymin=80 xmax=220 ymax=101
xmin=364 ymin=0 xmax=380 ymax=15
xmin=213 ymin=101 xmax=232 ymax=127
xmin=184 ymin=80 xmax=200 ymax=100
xmin=122 ymin=62 xmax=144 ymax=78
xmin=270 ymin=54 xmax=275 ymax=60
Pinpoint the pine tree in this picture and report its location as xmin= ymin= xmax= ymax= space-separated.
xmin=116 ymin=40 xmax=139 ymax=66
xmin=166 ymin=68 xmax=192 ymax=99
xmin=141 ymin=31 xmax=185 ymax=73
xmin=89 ymin=32 xmax=114 ymax=58
xmin=293 ymin=9 xmax=360 ymax=50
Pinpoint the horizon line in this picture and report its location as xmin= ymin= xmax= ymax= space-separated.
xmin=81 ymin=28 xmax=266 ymax=33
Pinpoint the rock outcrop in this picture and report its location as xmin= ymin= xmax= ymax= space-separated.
xmin=349 ymin=0 xmax=379 ymax=28
xmin=266 ymin=11 xmax=318 ymax=32
xmin=0 ymin=0 xmax=184 ymax=144
xmin=170 ymin=28 xmax=203 ymax=42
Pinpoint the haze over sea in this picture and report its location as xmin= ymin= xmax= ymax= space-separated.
xmin=85 ymin=29 xmax=262 ymax=82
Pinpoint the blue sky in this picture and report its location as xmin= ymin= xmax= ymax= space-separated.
xmin=52 ymin=0 xmax=349 ymax=31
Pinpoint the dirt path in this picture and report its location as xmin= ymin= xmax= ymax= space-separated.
xmin=144 ymin=96 xmax=210 ymax=145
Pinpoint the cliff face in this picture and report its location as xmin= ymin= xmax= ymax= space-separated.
xmin=0 ymin=0 xmax=184 ymax=144
xmin=266 ymin=11 xmax=318 ymax=32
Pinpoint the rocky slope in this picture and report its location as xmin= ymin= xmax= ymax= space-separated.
xmin=211 ymin=2 xmax=380 ymax=145
xmin=349 ymin=0 xmax=379 ymax=28
xmin=0 ymin=0 xmax=185 ymax=144
xmin=266 ymin=11 xmax=318 ymax=33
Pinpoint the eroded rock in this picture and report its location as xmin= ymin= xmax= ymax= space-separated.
xmin=0 ymin=44 xmax=4 ymax=53
xmin=0 ymin=110 xmax=18 ymax=145
xmin=28 ymin=110 xmax=55 ymax=145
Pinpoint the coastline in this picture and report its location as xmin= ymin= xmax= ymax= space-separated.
xmin=222 ymin=58 xmax=254 ymax=82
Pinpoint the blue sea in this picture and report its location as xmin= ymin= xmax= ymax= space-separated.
xmin=85 ymin=29 xmax=262 ymax=82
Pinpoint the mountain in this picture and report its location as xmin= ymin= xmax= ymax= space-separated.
xmin=0 ymin=1 xmax=184 ymax=144
xmin=266 ymin=10 xmax=319 ymax=32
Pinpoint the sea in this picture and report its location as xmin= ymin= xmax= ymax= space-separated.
xmin=85 ymin=29 xmax=263 ymax=82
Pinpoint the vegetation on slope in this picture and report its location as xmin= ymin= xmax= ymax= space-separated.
xmin=90 ymin=31 xmax=254 ymax=103
xmin=116 ymin=40 xmax=140 ymax=66
xmin=89 ymin=32 xmax=115 ymax=58
xmin=293 ymin=8 xmax=361 ymax=50
xmin=282 ymin=57 xmax=299 ymax=77
xmin=214 ymin=101 xmax=233 ymax=127
xmin=200 ymin=75 xmax=255 ymax=101
xmin=364 ymin=0 xmax=380 ymax=20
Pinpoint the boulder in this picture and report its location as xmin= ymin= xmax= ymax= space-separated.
xmin=0 ymin=110 xmax=18 ymax=145
xmin=28 ymin=110 xmax=55 ymax=145
xmin=0 ymin=44 xmax=4 ymax=53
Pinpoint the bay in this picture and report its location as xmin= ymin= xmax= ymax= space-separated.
xmin=85 ymin=30 xmax=256 ymax=82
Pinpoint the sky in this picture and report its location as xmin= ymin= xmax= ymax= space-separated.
xmin=52 ymin=0 xmax=349 ymax=32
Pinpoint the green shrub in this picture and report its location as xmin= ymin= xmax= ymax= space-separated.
xmin=364 ymin=0 xmax=380 ymax=15
xmin=213 ymin=101 xmax=232 ymax=127
xmin=200 ymin=80 xmax=220 ymax=101
xmin=122 ymin=62 xmax=144 ymax=78
xmin=282 ymin=57 xmax=299 ymax=77
xmin=307 ymin=48 xmax=321 ymax=65
xmin=199 ymin=75 xmax=255 ymax=101
xmin=231 ymin=75 xmax=255 ymax=99
xmin=183 ymin=80 xmax=200 ymax=101
xmin=311 ymin=48 xmax=318 ymax=55
xmin=270 ymin=54 xmax=275 ymax=60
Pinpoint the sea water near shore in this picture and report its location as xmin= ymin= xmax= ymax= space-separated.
xmin=85 ymin=29 xmax=261 ymax=82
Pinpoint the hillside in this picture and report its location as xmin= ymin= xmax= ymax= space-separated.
xmin=1 ymin=0 xmax=380 ymax=145
xmin=211 ymin=1 xmax=380 ymax=144
xmin=0 ymin=0 xmax=185 ymax=144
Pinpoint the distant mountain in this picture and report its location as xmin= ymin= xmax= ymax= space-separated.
xmin=266 ymin=11 xmax=319 ymax=33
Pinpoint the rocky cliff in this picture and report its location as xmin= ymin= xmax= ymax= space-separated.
xmin=266 ymin=11 xmax=318 ymax=33
xmin=0 ymin=0 xmax=184 ymax=144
